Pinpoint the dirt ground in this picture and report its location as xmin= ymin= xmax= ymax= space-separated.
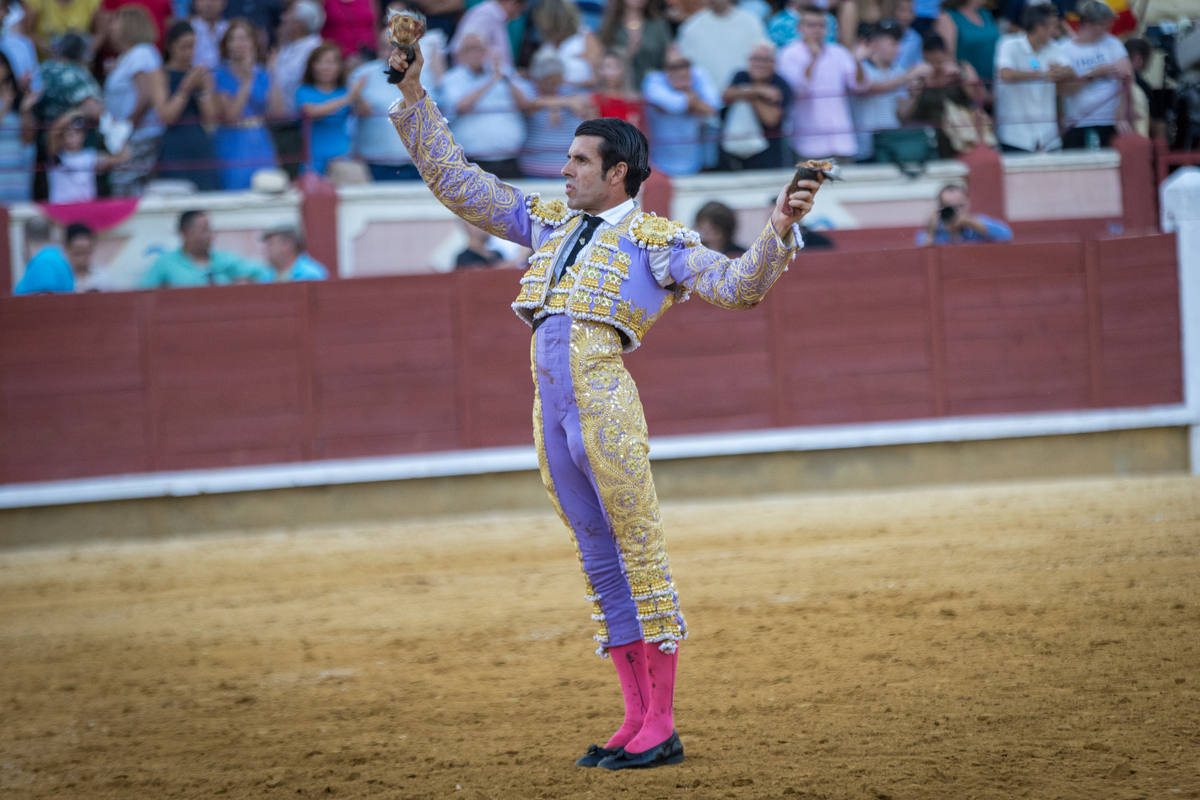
xmin=1 ymin=475 xmax=1199 ymax=800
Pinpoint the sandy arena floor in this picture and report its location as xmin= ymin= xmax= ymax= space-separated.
xmin=1 ymin=475 xmax=1198 ymax=800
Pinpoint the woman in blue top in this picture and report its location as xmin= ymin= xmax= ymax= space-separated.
xmin=934 ymin=0 xmax=1000 ymax=83
xmin=214 ymin=18 xmax=284 ymax=190
xmin=295 ymin=43 xmax=367 ymax=176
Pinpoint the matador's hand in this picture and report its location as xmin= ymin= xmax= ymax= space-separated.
xmin=770 ymin=179 xmax=819 ymax=240
xmin=389 ymin=42 xmax=426 ymax=107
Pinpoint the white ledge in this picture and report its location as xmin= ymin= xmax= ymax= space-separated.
xmin=0 ymin=404 xmax=1191 ymax=511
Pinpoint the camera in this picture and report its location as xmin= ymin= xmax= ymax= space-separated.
xmin=939 ymin=205 xmax=957 ymax=222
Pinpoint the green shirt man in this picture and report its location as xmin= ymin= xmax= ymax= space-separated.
xmin=138 ymin=210 xmax=273 ymax=289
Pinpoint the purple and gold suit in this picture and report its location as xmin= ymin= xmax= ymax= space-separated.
xmin=390 ymin=95 xmax=802 ymax=655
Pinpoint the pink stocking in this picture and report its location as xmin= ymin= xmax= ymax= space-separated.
xmin=604 ymin=642 xmax=649 ymax=750
xmin=623 ymin=641 xmax=678 ymax=753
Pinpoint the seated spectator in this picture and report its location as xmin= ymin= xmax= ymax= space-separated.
xmin=1124 ymin=37 xmax=1153 ymax=138
xmin=139 ymin=210 xmax=272 ymax=287
xmin=720 ymin=41 xmax=793 ymax=169
xmin=455 ymin=221 xmax=506 ymax=269
xmin=693 ymin=201 xmax=746 ymax=257
xmin=591 ymin=52 xmax=644 ymax=128
xmin=321 ymin=0 xmax=375 ymax=61
xmin=518 ymin=50 xmax=595 ymax=178
xmin=851 ymin=21 xmax=916 ymax=162
xmin=47 ymin=112 xmax=128 ymax=202
xmin=900 ymin=33 xmax=986 ymax=158
xmin=643 ymin=44 xmax=721 ymax=176
xmin=449 ymin=0 xmax=526 ymax=73
xmin=13 ymin=216 xmax=73 ymax=295
xmin=261 ymin=225 xmax=328 ymax=281
xmin=351 ymin=24 xmax=439 ymax=182
xmin=797 ymin=223 xmax=833 ymax=249
xmin=214 ymin=18 xmax=283 ymax=190
xmin=777 ymin=6 xmax=865 ymax=161
xmin=532 ymin=0 xmax=601 ymax=90
xmin=933 ymin=0 xmax=999 ymax=85
xmin=0 ymin=0 xmax=44 ymax=94
xmin=994 ymin=4 xmax=1070 ymax=153
xmin=597 ymin=0 xmax=671 ymax=92
xmin=154 ymin=21 xmax=220 ymax=190
xmin=768 ymin=0 xmax=853 ymax=51
xmin=916 ymin=184 xmax=1012 ymax=245
xmin=24 ymin=0 xmax=102 ymax=55
xmin=104 ymin=5 xmax=164 ymax=196
xmin=888 ymin=0 xmax=924 ymax=70
xmin=296 ymin=43 xmax=367 ymax=176
xmin=678 ymin=0 xmax=767 ymax=93
xmin=437 ymin=31 xmax=531 ymax=179
xmin=64 ymin=223 xmax=117 ymax=291
xmin=1058 ymin=1 xmax=1132 ymax=149
xmin=190 ymin=0 xmax=229 ymax=70
xmin=0 ymin=50 xmax=35 ymax=205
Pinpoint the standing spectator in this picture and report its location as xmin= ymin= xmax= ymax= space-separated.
xmin=261 ymin=225 xmax=328 ymax=281
xmin=531 ymin=0 xmax=601 ymax=90
xmin=32 ymin=32 xmax=100 ymax=201
xmin=1124 ymin=37 xmax=1153 ymax=138
xmin=449 ymin=0 xmax=526 ymax=72
xmin=104 ymin=5 xmax=164 ymax=196
xmin=0 ymin=50 xmax=34 ymax=204
xmin=64 ymin=223 xmax=116 ymax=291
xmin=518 ymin=50 xmax=594 ymax=178
xmin=720 ymin=41 xmax=792 ymax=169
xmin=591 ymin=51 xmax=643 ymax=128
xmin=296 ymin=43 xmax=367 ymax=176
xmin=642 ymin=44 xmax=721 ymax=176
xmin=224 ymin=0 xmax=282 ymax=48
xmin=139 ymin=210 xmax=272 ymax=287
xmin=994 ymin=4 xmax=1070 ymax=153
xmin=678 ymin=0 xmax=767 ymax=94
xmin=350 ymin=25 xmax=438 ymax=181
xmin=437 ymin=31 xmax=531 ymax=179
xmin=99 ymin=0 xmax=172 ymax=44
xmin=933 ymin=0 xmax=1000 ymax=85
xmin=46 ymin=111 xmax=127 ymax=202
xmin=768 ymin=0 xmax=856 ymax=51
xmin=911 ymin=0 xmax=939 ymax=35
xmin=24 ymin=0 xmax=102 ymax=54
xmin=777 ymin=6 xmax=865 ymax=161
xmin=1058 ymin=0 xmax=1132 ymax=149
xmin=597 ymin=0 xmax=672 ymax=92
xmin=321 ymin=0 xmax=378 ymax=61
xmin=0 ymin=0 xmax=44 ymax=93
xmin=13 ymin=217 xmax=73 ymax=295
xmin=272 ymin=0 xmax=324 ymax=116
xmin=190 ymin=0 xmax=229 ymax=70
xmin=900 ymin=32 xmax=985 ymax=157
xmin=851 ymin=20 xmax=916 ymax=161
xmin=888 ymin=0 xmax=923 ymax=69
xmin=693 ymin=200 xmax=746 ymax=256
xmin=214 ymin=18 xmax=282 ymax=189
xmin=154 ymin=21 xmax=219 ymax=190
xmin=916 ymin=183 xmax=1011 ymax=245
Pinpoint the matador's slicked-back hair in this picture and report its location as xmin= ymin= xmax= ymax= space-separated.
xmin=574 ymin=118 xmax=652 ymax=199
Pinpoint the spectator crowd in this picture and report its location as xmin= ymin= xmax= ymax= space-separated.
xmin=0 ymin=0 xmax=1183 ymax=205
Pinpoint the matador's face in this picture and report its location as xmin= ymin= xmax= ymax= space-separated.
xmin=562 ymin=136 xmax=624 ymax=213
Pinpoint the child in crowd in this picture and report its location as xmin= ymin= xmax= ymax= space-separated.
xmin=591 ymin=52 xmax=643 ymax=129
xmin=46 ymin=112 xmax=128 ymax=204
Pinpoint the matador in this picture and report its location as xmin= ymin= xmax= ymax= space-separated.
xmin=387 ymin=44 xmax=819 ymax=771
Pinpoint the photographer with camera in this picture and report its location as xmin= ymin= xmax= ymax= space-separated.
xmin=917 ymin=184 xmax=1012 ymax=246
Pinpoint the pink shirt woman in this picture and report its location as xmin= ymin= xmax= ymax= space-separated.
xmin=322 ymin=0 xmax=379 ymax=58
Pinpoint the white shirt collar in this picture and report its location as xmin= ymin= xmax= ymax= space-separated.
xmin=594 ymin=197 xmax=637 ymax=227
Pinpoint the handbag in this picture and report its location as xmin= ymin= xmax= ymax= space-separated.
xmin=873 ymin=128 xmax=932 ymax=176
xmin=941 ymin=99 xmax=997 ymax=153
xmin=721 ymin=100 xmax=769 ymax=159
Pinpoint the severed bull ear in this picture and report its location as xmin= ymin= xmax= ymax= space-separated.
xmin=787 ymin=159 xmax=841 ymax=197
xmin=385 ymin=9 xmax=426 ymax=84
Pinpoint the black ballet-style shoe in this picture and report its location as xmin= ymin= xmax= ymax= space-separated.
xmin=575 ymin=744 xmax=619 ymax=767
xmin=597 ymin=731 xmax=684 ymax=770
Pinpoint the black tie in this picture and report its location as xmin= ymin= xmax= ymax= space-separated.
xmin=556 ymin=215 xmax=602 ymax=284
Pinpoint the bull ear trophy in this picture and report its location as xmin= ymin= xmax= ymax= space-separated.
xmin=385 ymin=9 xmax=426 ymax=85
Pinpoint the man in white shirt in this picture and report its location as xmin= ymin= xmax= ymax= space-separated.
xmin=677 ymin=0 xmax=769 ymax=93
xmin=994 ymin=4 xmax=1072 ymax=152
xmin=272 ymin=0 xmax=324 ymax=117
xmin=190 ymin=0 xmax=229 ymax=70
xmin=436 ymin=31 xmax=532 ymax=178
xmin=1057 ymin=0 xmax=1133 ymax=149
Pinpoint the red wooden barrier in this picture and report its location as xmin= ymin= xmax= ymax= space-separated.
xmin=0 ymin=233 xmax=1182 ymax=485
